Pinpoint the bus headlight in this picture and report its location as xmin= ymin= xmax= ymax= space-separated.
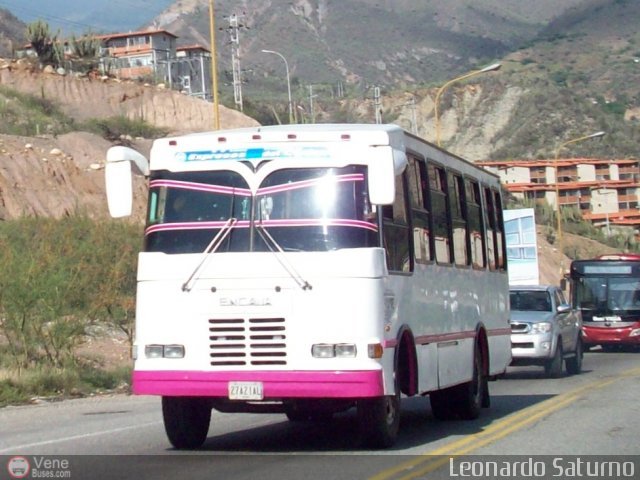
xmin=312 ymin=343 xmax=357 ymax=358
xmin=312 ymin=344 xmax=335 ymax=358
xmin=335 ymin=344 xmax=357 ymax=358
xmin=145 ymin=345 xmax=164 ymax=358
xmin=163 ymin=345 xmax=186 ymax=358
xmin=144 ymin=344 xmax=185 ymax=358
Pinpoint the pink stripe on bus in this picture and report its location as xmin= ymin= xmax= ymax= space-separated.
xmin=150 ymin=179 xmax=252 ymax=196
xmin=133 ymin=370 xmax=384 ymax=398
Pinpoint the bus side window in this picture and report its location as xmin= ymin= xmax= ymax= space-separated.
xmin=429 ymin=163 xmax=451 ymax=264
xmin=466 ymin=179 xmax=486 ymax=268
xmin=493 ymin=190 xmax=507 ymax=270
xmin=484 ymin=186 xmax=497 ymax=270
xmin=449 ymin=172 xmax=469 ymax=267
xmin=382 ymin=172 xmax=412 ymax=273
xmin=407 ymin=155 xmax=432 ymax=263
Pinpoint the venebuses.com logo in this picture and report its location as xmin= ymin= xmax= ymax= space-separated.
xmin=6 ymin=456 xmax=72 ymax=478
xmin=7 ymin=456 xmax=30 ymax=479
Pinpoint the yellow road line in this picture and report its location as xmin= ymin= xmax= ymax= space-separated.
xmin=371 ymin=367 xmax=640 ymax=480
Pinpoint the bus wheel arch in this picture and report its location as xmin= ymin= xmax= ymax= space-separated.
xmin=396 ymin=326 xmax=418 ymax=397
xmin=475 ymin=325 xmax=490 ymax=408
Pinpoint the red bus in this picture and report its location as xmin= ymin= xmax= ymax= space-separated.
xmin=569 ymin=254 xmax=640 ymax=351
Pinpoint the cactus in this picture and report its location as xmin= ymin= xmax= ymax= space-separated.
xmin=26 ymin=20 xmax=62 ymax=67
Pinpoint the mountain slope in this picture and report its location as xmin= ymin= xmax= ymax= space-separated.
xmin=0 ymin=8 xmax=26 ymax=57
xmin=149 ymin=0 xmax=588 ymax=90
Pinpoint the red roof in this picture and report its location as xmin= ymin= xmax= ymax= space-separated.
xmin=98 ymin=29 xmax=178 ymax=41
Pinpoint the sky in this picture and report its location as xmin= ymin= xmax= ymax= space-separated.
xmin=0 ymin=0 xmax=175 ymax=35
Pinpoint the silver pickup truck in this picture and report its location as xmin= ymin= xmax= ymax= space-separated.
xmin=509 ymin=285 xmax=583 ymax=377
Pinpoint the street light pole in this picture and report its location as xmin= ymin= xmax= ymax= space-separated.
xmin=434 ymin=63 xmax=501 ymax=147
xmin=208 ymin=0 xmax=220 ymax=129
xmin=262 ymin=49 xmax=293 ymax=124
xmin=554 ymin=131 xmax=606 ymax=272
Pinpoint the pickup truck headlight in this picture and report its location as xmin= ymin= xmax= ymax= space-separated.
xmin=531 ymin=322 xmax=552 ymax=333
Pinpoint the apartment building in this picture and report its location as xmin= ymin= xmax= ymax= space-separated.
xmin=477 ymin=158 xmax=640 ymax=234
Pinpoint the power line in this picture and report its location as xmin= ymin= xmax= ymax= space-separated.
xmin=0 ymin=1 xmax=104 ymax=32
xmin=0 ymin=0 xmax=174 ymax=34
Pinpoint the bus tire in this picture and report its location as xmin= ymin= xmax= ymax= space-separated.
xmin=429 ymin=389 xmax=454 ymax=420
xmin=162 ymin=396 xmax=211 ymax=449
xmin=357 ymin=390 xmax=400 ymax=449
xmin=430 ymin=346 xmax=485 ymax=421
xmin=566 ymin=337 xmax=583 ymax=375
xmin=452 ymin=346 xmax=484 ymax=420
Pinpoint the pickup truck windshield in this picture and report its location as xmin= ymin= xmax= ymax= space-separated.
xmin=144 ymin=166 xmax=379 ymax=254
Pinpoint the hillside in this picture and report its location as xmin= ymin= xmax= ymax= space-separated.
xmin=142 ymin=0 xmax=640 ymax=161
xmin=151 ymin=0 xmax=586 ymax=90
xmin=0 ymin=57 xmax=258 ymax=221
xmin=0 ymin=8 xmax=25 ymax=57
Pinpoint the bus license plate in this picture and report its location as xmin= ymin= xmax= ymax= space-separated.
xmin=228 ymin=381 xmax=264 ymax=400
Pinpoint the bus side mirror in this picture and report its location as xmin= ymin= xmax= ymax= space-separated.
xmin=105 ymin=146 xmax=150 ymax=218
xmin=368 ymin=146 xmax=406 ymax=205
xmin=560 ymin=278 xmax=567 ymax=291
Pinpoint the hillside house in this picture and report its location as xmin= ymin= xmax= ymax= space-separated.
xmin=174 ymin=45 xmax=212 ymax=100
xmin=98 ymin=29 xmax=177 ymax=82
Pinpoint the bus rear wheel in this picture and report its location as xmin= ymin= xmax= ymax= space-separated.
xmin=162 ymin=396 xmax=211 ymax=449
xmin=430 ymin=346 xmax=486 ymax=420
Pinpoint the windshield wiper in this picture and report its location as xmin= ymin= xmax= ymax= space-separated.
xmin=182 ymin=218 xmax=237 ymax=292
xmin=256 ymin=224 xmax=312 ymax=291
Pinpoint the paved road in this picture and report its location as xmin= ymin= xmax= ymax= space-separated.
xmin=1 ymin=349 xmax=639 ymax=479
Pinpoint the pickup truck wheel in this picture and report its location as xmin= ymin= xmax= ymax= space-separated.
xmin=566 ymin=337 xmax=583 ymax=375
xmin=162 ymin=396 xmax=211 ymax=449
xmin=544 ymin=341 xmax=563 ymax=378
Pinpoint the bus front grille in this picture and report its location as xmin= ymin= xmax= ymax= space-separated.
xmin=208 ymin=317 xmax=287 ymax=366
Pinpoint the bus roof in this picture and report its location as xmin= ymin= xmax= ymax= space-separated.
xmin=158 ymin=123 xmax=407 ymax=150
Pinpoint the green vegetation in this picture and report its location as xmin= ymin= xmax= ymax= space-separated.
xmin=26 ymin=20 xmax=62 ymax=68
xmin=0 ymin=217 xmax=140 ymax=406
xmin=0 ymin=85 xmax=167 ymax=140
xmin=81 ymin=116 xmax=169 ymax=142
xmin=0 ymin=85 xmax=76 ymax=136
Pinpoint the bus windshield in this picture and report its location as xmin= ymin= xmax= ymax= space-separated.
xmin=143 ymin=165 xmax=379 ymax=254
xmin=574 ymin=276 xmax=640 ymax=315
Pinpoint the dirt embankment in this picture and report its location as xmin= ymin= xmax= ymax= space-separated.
xmin=0 ymin=59 xmax=259 ymax=134
xmin=0 ymin=58 xmax=260 ymax=222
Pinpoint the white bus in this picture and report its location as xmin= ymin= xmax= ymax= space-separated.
xmin=105 ymin=124 xmax=511 ymax=449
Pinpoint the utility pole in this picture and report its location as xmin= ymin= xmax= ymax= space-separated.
xmin=308 ymin=85 xmax=318 ymax=123
xmin=226 ymin=13 xmax=247 ymax=112
xmin=374 ymin=86 xmax=382 ymax=124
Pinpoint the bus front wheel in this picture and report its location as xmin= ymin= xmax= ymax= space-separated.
xmin=162 ymin=396 xmax=211 ymax=449
xmin=357 ymin=390 xmax=400 ymax=449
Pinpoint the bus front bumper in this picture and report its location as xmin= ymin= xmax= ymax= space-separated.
xmin=582 ymin=323 xmax=640 ymax=346
xmin=132 ymin=370 xmax=385 ymax=398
